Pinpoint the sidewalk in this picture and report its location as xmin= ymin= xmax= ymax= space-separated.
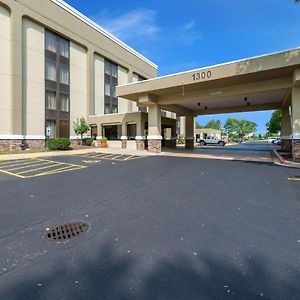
xmin=0 ymin=146 xmax=274 ymax=163
xmin=0 ymin=147 xmax=155 ymax=161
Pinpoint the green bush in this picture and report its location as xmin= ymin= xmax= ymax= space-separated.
xmin=82 ymin=138 xmax=94 ymax=146
xmin=48 ymin=138 xmax=70 ymax=151
xmin=101 ymin=137 xmax=108 ymax=142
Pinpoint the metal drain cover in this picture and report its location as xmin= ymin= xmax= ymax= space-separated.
xmin=45 ymin=222 xmax=90 ymax=242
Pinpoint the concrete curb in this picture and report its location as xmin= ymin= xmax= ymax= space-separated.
xmin=272 ymin=150 xmax=300 ymax=169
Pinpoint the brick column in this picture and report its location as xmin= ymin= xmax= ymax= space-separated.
xmin=135 ymin=137 xmax=146 ymax=150
xmin=185 ymin=116 xmax=195 ymax=149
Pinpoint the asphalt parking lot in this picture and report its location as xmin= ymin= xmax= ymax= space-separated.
xmin=0 ymin=151 xmax=300 ymax=299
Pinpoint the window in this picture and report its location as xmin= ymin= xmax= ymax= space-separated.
xmin=45 ymin=31 xmax=57 ymax=53
xmin=45 ymin=120 xmax=56 ymax=138
xmin=91 ymin=125 xmax=98 ymax=139
xmin=127 ymin=124 xmax=137 ymax=140
xmin=45 ymin=58 xmax=56 ymax=81
xmin=45 ymin=91 xmax=56 ymax=110
xmin=103 ymin=125 xmax=121 ymax=140
xmin=135 ymin=74 xmax=148 ymax=112
xmin=104 ymin=79 xmax=111 ymax=96
xmin=59 ymin=64 xmax=69 ymax=85
xmin=60 ymin=94 xmax=69 ymax=112
xmin=104 ymin=60 xmax=118 ymax=114
xmin=59 ymin=38 xmax=69 ymax=58
xmin=59 ymin=120 xmax=69 ymax=138
xmin=45 ymin=29 xmax=70 ymax=138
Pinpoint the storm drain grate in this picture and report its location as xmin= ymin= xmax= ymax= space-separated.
xmin=45 ymin=222 xmax=90 ymax=242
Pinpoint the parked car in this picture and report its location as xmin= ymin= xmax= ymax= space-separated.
xmin=268 ymin=137 xmax=278 ymax=143
xmin=232 ymin=138 xmax=242 ymax=143
xmin=273 ymin=138 xmax=282 ymax=145
xmin=198 ymin=136 xmax=226 ymax=146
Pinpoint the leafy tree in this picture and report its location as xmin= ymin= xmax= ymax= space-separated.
xmin=73 ymin=117 xmax=90 ymax=144
xmin=224 ymin=118 xmax=257 ymax=140
xmin=224 ymin=118 xmax=239 ymax=137
xmin=237 ymin=120 xmax=257 ymax=139
xmin=204 ymin=119 xmax=222 ymax=131
xmin=266 ymin=109 xmax=281 ymax=134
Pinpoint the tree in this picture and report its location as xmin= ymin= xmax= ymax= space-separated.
xmin=73 ymin=117 xmax=90 ymax=144
xmin=224 ymin=118 xmax=239 ymax=137
xmin=204 ymin=119 xmax=222 ymax=131
xmin=224 ymin=118 xmax=257 ymax=140
xmin=236 ymin=120 xmax=257 ymax=139
xmin=266 ymin=109 xmax=281 ymax=134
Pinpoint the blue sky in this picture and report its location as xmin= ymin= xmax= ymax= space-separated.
xmin=66 ymin=0 xmax=300 ymax=133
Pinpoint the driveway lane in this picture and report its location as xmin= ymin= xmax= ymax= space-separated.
xmin=0 ymin=155 xmax=299 ymax=299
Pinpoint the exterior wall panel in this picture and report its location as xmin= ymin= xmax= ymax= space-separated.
xmin=70 ymin=41 xmax=88 ymax=137
xmin=118 ymin=66 xmax=129 ymax=113
xmin=94 ymin=54 xmax=104 ymax=115
xmin=0 ymin=5 xmax=11 ymax=136
xmin=22 ymin=18 xmax=45 ymax=137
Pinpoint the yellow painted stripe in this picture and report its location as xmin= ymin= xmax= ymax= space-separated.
xmin=5 ymin=161 xmax=55 ymax=172
xmin=111 ymin=154 xmax=124 ymax=160
xmin=0 ymin=169 xmax=26 ymax=179
xmin=123 ymin=155 xmax=134 ymax=161
xmin=0 ymin=159 xmax=34 ymax=167
xmin=288 ymin=177 xmax=300 ymax=181
xmin=28 ymin=165 xmax=86 ymax=178
xmin=40 ymin=159 xmax=87 ymax=168
xmin=16 ymin=162 xmax=66 ymax=174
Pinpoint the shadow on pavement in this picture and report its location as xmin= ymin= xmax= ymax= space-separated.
xmin=1 ymin=240 xmax=300 ymax=300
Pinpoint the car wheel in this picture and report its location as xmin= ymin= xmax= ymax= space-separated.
xmin=199 ymin=141 xmax=206 ymax=146
xmin=218 ymin=141 xmax=225 ymax=146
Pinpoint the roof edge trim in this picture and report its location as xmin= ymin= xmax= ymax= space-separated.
xmin=117 ymin=46 xmax=300 ymax=88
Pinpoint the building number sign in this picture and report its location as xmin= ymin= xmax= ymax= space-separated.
xmin=192 ymin=70 xmax=212 ymax=81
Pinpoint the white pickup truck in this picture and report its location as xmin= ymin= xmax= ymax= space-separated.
xmin=197 ymin=136 xmax=226 ymax=146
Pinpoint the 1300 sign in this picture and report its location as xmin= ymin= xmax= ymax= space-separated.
xmin=192 ymin=71 xmax=212 ymax=81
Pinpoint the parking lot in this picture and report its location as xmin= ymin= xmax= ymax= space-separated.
xmin=0 ymin=153 xmax=143 ymax=179
xmin=0 ymin=149 xmax=300 ymax=299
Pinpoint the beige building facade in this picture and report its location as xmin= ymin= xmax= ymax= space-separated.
xmin=0 ymin=0 xmax=177 ymax=151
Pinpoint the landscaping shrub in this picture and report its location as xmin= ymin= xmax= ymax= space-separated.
xmin=82 ymin=138 xmax=94 ymax=146
xmin=48 ymin=138 xmax=71 ymax=151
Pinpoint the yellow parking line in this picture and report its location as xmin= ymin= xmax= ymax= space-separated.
xmin=5 ymin=161 xmax=55 ymax=172
xmin=123 ymin=155 xmax=134 ymax=161
xmin=0 ymin=159 xmax=34 ymax=167
xmin=111 ymin=154 xmax=124 ymax=160
xmin=29 ymin=165 xmax=86 ymax=178
xmin=16 ymin=162 xmax=64 ymax=174
xmin=100 ymin=154 xmax=115 ymax=159
xmin=0 ymin=169 xmax=26 ymax=179
xmin=288 ymin=177 xmax=300 ymax=181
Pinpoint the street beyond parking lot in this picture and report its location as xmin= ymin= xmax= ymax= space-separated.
xmin=0 ymin=148 xmax=300 ymax=299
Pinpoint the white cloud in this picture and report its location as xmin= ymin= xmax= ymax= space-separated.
xmin=93 ymin=8 xmax=159 ymax=42
xmin=178 ymin=20 xmax=202 ymax=46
